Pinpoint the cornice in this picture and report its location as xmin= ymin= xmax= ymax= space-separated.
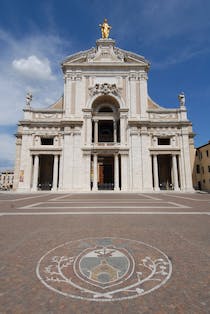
xmin=63 ymin=63 xmax=149 ymax=70
xmin=18 ymin=119 xmax=83 ymax=128
xmin=82 ymin=146 xmax=129 ymax=153
xmin=147 ymin=109 xmax=180 ymax=114
xmin=128 ymin=119 xmax=192 ymax=127
xmin=25 ymin=109 xmax=64 ymax=113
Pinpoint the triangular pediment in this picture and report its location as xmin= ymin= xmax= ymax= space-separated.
xmin=61 ymin=48 xmax=95 ymax=65
xmin=121 ymin=49 xmax=149 ymax=65
xmin=61 ymin=39 xmax=149 ymax=67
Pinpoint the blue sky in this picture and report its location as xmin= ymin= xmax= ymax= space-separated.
xmin=0 ymin=0 xmax=210 ymax=171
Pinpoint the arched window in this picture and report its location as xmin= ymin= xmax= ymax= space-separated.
xmin=91 ymin=95 xmax=120 ymax=143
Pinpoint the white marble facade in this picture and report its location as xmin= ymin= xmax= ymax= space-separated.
xmin=13 ymin=38 xmax=195 ymax=192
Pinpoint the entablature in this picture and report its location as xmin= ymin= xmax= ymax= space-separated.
xmin=82 ymin=146 xmax=129 ymax=155
xmin=149 ymin=148 xmax=181 ymax=155
xmin=30 ymin=147 xmax=62 ymax=155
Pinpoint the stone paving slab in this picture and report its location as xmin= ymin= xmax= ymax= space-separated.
xmin=0 ymin=192 xmax=209 ymax=313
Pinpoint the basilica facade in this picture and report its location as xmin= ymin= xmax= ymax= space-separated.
xmin=13 ymin=37 xmax=195 ymax=192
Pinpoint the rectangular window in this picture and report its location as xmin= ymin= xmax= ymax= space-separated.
xmin=196 ymin=165 xmax=200 ymax=174
xmin=41 ymin=138 xmax=54 ymax=145
xmin=208 ymin=166 xmax=210 ymax=173
xmin=206 ymin=150 xmax=209 ymax=157
xmin=158 ymin=138 xmax=170 ymax=145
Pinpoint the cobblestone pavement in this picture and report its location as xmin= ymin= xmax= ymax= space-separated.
xmin=0 ymin=192 xmax=209 ymax=314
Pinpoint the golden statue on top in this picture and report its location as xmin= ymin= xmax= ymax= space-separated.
xmin=99 ymin=18 xmax=112 ymax=39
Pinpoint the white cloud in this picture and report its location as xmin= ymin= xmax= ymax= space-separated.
xmin=0 ymin=29 xmax=71 ymax=170
xmin=0 ymin=30 xmax=68 ymax=125
xmin=12 ymin=55 xmax=55 ymax=80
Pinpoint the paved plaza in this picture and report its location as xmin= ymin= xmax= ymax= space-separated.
xmin=0 ymin=192 xmax=209 ymax=313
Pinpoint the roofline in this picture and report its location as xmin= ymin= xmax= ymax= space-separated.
xmin=196 ymin=141 xmax=210 ymax=149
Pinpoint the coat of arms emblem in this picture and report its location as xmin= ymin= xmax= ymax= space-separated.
xmin=36 ymin=238 xmax=172 ymax=301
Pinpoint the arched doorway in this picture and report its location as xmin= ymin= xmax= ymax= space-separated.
xmin=90 ymin=95 xmax=121 ymax=191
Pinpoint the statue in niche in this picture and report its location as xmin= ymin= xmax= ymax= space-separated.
xmin=99 ymin=18 xmax=112 ymax=39
xmin=178 ymin=92 xmax=185 ymax=107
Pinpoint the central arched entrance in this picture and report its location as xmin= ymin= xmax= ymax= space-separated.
xmin=90 ymin=95 xmax=121 ymax=191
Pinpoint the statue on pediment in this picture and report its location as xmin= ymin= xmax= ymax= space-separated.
xmin=178 ymin=92 xmax=185 ymax=107
xmin=26 ymin=92 xmax=32 ymax=107
xmin=99 ymin=18 xmax=112 ymax=39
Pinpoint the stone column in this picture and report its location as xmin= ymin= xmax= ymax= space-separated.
xmin=129 ymin=72 xmax=137 ymax=116
xmin=172 ymin=154 xmax=179 ymax=191
xmin=62 ymin=130 xmax=73 ymax=190
xmin=180 ymin=127 xmax=194 ymax=191
xmin=32 ymin=155 xmax=39 ymax=191
xmin=177 ymin=155 xmax=182 ymax=189
xmin=64 ymin=76 xmax=71 ymax=117
xmin=139 ymin=73 xmax=148 ymax=119
xmin=93 ymin=153 xmax=98 ymax=190
xmin=114 ymin=153 xmax=119 ymax=191
xmin=114 ymin=121 xmax=117 ymax=143
xmin=120 ymin=117 xmax=125 ymax=145
xmin=94 ymin=120 xmax=98 ymax=144
xmin=83 ymin=153 xmax=91 ymax=191
xmin=86 ymin=115 xmax=92 ymax=145
xmin=120 ymin=109 xmax=128 ymax=145
xmin=52 ymin=155 xmax=59 ymax=191
xmin=140 ymin=128 xmax=153 ymax=192
xmin=153 ymin=154 xmax=160 ymax=191
xmin=58 ymin=154 xmax=63 ymax=189
xmin=120 ymin=153 xmax=129 ymax=191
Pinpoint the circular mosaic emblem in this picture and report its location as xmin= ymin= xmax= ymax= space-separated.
xmin=36 ymin=238 xmax=172 ymax=301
